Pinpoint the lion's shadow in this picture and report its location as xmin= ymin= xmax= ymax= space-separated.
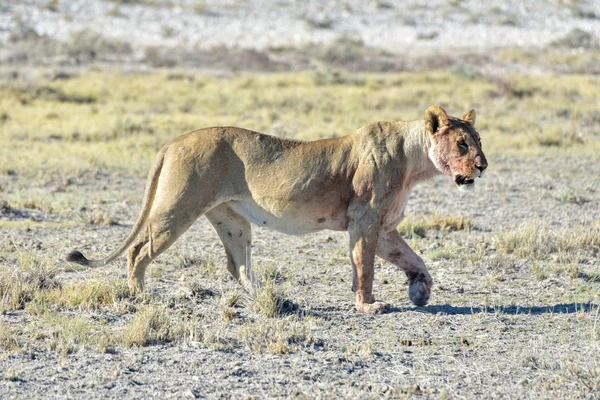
xmin=390 ymin=302 xmax=596 ymax=315
xmin=305 ymin=302 xmax=596 ymax=317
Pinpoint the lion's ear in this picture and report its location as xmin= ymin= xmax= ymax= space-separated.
xmin=462 ymin=109 xmax=476 ymax=126
xmin=424 ymin=105 xmax=449 ymax=136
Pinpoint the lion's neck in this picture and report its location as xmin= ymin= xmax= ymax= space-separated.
xmin=401 ymin=121 xmax=441 ymax=187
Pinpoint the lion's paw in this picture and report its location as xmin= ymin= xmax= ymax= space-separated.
xmin=409 ymin=280 xmax=431 ymax=306
xmin=356 ymin=301 xmax=391 ymax=314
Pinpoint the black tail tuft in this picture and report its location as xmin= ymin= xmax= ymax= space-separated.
xmin=66 ymin=250 xmax=90 ymax=266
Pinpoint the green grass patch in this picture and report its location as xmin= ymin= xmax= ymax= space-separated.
xmin=1 ymin=69 xmax=599 ymax=182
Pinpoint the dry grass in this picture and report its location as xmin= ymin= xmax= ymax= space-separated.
xmin=564 ymin=359 xmax=600 ymax=393
xmin=250 ymin=279 xmax=284 ymax=318
xmin=344 ymin=340 xmax=374 ymax=357
xmin=248 ymin=267 xmax=296 ymax=318
xmin=0 ymin=321 xmax=20 ymax=352
xmin=494 ymin=221 xmax=600 ymax=260
xmin=38 ymin=278 xmax=130 ymax=312
xmin=42 ymin=312 xmax=110 ymax=357
xmin=121 ymin=305 xmax=174 ymax=347
xmin=238 ymin=317 xmax=319 ymax=354
xmin=1 ymin=69 xmax=599 ymax=186
xmin=398 ymin=213 xmax=471 ymax=238
xmin=0 ymin=253 xmax=60 ymax=311
xmin=119 ymin=303 xmax=204 ymax=347
xmin=84 ymin=211 xmax=119 ymax=226
xmin=0 ymin=66 xmax=599 ymax=397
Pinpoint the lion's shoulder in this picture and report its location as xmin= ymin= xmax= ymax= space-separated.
xmin=355 ymin=121 xmax=397 ymax=136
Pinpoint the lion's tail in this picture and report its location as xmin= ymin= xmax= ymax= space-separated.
xmin=66 ymin=147 xmax=167 ymax=268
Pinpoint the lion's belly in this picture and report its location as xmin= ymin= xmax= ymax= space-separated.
xmin=228 ymin=198 xmax=348 ymax=235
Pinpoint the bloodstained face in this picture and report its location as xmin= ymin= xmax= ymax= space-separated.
xmin=425 ymin=107 xmax=488 ymax=190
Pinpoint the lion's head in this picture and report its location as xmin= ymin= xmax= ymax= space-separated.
xmin=425 ymin=105 xmax=488 ymax=190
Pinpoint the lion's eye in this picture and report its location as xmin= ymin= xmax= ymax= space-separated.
xmin=458 ymin=140 xmax=468 ymax=149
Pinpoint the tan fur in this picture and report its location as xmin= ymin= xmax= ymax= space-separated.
xmin=67 ymin=106 xmax=487 ymax=314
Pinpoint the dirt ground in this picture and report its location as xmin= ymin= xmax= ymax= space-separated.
xmin=1 ymin=1 xmax=600 ymax=399
xmin=1 ymin=153 xmax=599 ymax=399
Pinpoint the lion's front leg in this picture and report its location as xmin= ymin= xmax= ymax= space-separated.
xmin=349 ymin=220 xmax=391 ymax=314
xmin=376 ymin=229 xmax=433 ymax=306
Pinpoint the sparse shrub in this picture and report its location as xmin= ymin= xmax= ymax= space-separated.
xmin=0 ymin=322 xmax=20 ymax=352
xmin=8 ymin=25 xmax=132 ymax=65
xmin=492 ymin=78 xmax=538 ymax=98
xmin=486 ymin=252 xmax=520 ymax=273
xmin=550 ymin=28 xmax=599 ymax=49
xmin=426 ymin=248 xmax=458 ymax=261
xmin=251 ymin=279 xmax=283 ymax=318
xmin=144 ymin=46 xmax=178 ymax=68
xmin=567 ymin=264 xmax=580 ymax=280
xmin=304 ymin=14 xmax=334 ymax=29
xmin=0 ymin=253 xmax=60 ymax=311
xmin=186 ymin=280 xmax=217 ymax=301
xmin=161 ymin=25 xmax=176 ymax=38
xmin=344 ymin=340 xmax=374 ymax=357
xmin=415 ymin=337 xmax=434 ymax=346
xmin=43 ymin=0 xmax=60 ymax=12
xmin=179 ymin=253 xmax=202 ymax=269
xmin=44 ymin=313 xmax=107 ymax=357
xmin=201 ymin=328 xmax=233 ymax=351
xmin=221 ymin=306 xmax=237 ymax=322
xmin=2 ymin=370 xmax=24 ymax=382
xmin=40 ymin=278 xmax=130 ymax=311
xmin=313 ymin=69 xmax=366 ymax=86
xmin=223 ymin=290 xmax=241 ymax=307
xmin=178 ymin=251 xmax=221 ymax=278
xmin=320 ymin=36 xmax=366 ymax=65
xmin=249 ymin=269 xmax=297 ymax=318
xmin=398 ymin=214 xmax=471 ymax=238
xmin=9 ymin=18 xmax=40 ymax=43
xmin=238 ymin=318 xmax=318 ymax=354
xmin=565 ymin=360 xmax=600 ymax=392
xmin=531 ymin=262 xmax=548 ymax=280
xmin=107 ymin=7 xmax=124 ymax=18
xmin=85 ymin=211 xmax=118 ymax=226
xmin=113 ymin=116 xmax=153 ymax=137
xmin=62 ymin=29 xmax=132 ymax=62
xmin=259 ymin=262 xmax=283 ymax=282
xmin=121 ymin=305 xmax=174 ymax=347
xmin=536 ymin=132 xmax=562 ymax=147
xmin=555 ymin=189 xmax=590 ymax=205
xmin=495 ymin=222 xmax=599 ymax=261
xmin=192 ymin=0 xmax=207 ymax=14
xmin=495 ymin=222 xmax=557 ymax=259
xmin=6 ymin=82 xmax=97 ymax=105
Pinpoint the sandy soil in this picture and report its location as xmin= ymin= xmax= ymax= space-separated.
xmin=1 ymin=1 xmax=600 ymax=399
xmin=1 ymin=154 xmax=599 ymax=399
xmin=2 ymin=0 xmax=600 ymax=52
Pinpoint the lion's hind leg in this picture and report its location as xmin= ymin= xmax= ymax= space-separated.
xmin=206 ymin=203 xmax=262 ymax=293
xmin=127 ymin=203 xmax=212 ymax=294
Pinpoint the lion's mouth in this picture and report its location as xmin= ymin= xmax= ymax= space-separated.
xmin=454 ymin=174 xmax=475 ymax=188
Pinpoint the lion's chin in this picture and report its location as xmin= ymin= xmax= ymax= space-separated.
xmin=454 ymin=174 xmax=475 ymax=191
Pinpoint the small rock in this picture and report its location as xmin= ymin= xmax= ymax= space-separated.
xmin=182 ymin=388 xmax=199 ymax=399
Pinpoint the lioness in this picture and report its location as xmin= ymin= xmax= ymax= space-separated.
xmin=67 ymin=105 xmax=487 ymax=314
